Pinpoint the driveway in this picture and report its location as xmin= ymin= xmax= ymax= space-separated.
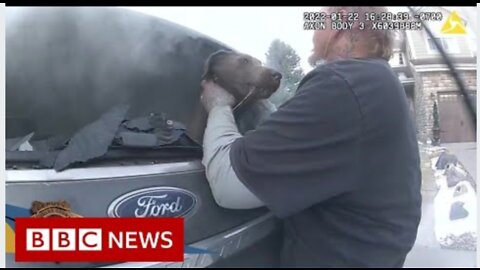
xmin=403 ymin=144 xmax=477 ymax=268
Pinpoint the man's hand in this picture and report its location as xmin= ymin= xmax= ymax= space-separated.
xmin=201 ymin=80 xmax=236 ymax=113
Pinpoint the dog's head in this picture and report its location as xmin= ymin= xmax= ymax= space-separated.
xmin=202 ymin=50 xmax=282 ymax=104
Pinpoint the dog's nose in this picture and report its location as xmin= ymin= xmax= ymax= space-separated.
xmin=271 ymin=71 xmax=282 ymax=81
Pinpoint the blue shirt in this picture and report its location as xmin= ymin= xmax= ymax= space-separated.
xmin=230 ymin=58 xmax=422 ymax=267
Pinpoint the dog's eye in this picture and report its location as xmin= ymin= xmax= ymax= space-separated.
xmin=242 ymin=58 xmax=249 ymax=64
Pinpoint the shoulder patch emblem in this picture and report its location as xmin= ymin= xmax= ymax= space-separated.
xmin=31 ymin=200 xmax=83 ymax=218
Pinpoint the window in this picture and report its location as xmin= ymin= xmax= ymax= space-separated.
xmin=427 ymin=37 xmax=460 ymax=54
xmin=426 ymin=20 xmax=461 ymax=54
xmin=428 ymin=37 xmax=449 ymax=51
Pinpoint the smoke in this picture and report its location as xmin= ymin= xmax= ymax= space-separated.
xmin=6 ymin=7 xmax=229 ymax=141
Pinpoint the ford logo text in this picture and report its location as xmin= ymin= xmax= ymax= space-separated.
xmin=107 ymin=187 xmax=197 ymax=218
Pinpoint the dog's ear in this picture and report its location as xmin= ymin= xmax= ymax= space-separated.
xmin=201 ymin=50 xmax=234 ymax=81
xmin=201 ymin=55 xmax=214 ymax=80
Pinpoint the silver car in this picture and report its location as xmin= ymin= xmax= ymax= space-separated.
xmin=6 ymin=7 xmax=281 ymax=268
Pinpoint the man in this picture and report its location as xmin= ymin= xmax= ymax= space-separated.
xmin=201 ymin=6 xmax=422 ymax=267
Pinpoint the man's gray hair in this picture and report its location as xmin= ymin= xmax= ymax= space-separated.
xmin=326 ymin=6 xmax=394 ymax=60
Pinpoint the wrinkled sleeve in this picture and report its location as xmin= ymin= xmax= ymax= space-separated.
xmin=229 ymin=68 xmax=363 ymax=218
xmin=202 ymin=106 xmax=265 ymax=209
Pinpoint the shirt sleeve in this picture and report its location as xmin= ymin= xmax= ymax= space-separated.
xmin=229 ymin=67 xmax=364 ymax=218
xmin=202 ymin=105 xmax=265 ymax=209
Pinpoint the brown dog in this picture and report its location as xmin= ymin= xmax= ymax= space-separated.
xmin=202 ymin=50 xmax=282 ymax=110
xmin=189 ymin=50 xmax=282 ymax=144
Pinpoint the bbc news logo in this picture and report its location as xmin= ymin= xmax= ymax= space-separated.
xmin=26 ymin=228 xmax=103 ymax=251
xmin=15 ymin=218 xmax=184 ymax=262
xmin=25 ymin=228 xmax=173 ymax=251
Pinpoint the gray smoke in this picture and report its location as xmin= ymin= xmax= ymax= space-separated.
xmin=6 ymin=7 xmax=230 ymax=142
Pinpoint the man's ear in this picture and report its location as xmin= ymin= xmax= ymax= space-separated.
xmin=331 ymin=28 xmax=345 ymax=42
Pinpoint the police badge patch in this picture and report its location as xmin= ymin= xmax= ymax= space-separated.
xmin=31 ymin=200 xmax=83 ymax=218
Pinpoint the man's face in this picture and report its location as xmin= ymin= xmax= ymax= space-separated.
xmin=308 ymin=8 xmax=342 ymax=65
xmin=309 ymin=29 xmax=331 ymax=65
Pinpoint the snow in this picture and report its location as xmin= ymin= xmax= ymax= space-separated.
xmin=430 ymin=153 xmax=477 ymax=250
xmin=431 ymin=156 xmax=439 ymax=171
xmin=424 ymin=146 xmax=447 ymax=155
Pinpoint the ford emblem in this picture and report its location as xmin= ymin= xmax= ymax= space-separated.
xmin=107 ymin=187 xmax=197 ymax=218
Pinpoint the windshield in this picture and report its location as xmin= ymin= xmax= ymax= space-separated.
xmin=6 ymin=7 xmax=232 ymax=145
